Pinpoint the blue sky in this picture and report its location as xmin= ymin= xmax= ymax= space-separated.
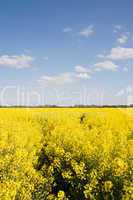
xmin=0 ymin=0 xmax=133 ymax=105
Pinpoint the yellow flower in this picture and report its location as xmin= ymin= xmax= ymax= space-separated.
xmin=104 ymin=181 xmax=113 ymax=192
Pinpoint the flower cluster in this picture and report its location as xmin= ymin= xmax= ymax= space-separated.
xmin=0 ymin=108 xmax=133 ymax=199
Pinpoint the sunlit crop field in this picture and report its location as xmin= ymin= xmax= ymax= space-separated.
xmin=0 ymin=108 xmax=133 ymax=200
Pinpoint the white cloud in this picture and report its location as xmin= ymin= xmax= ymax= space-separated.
xmin=117 ymin=32 xmax=130 ymax=44
xmin=38 ymin=65 xmax=92 ymax=86
xmin=63 ymin=27 xmax=72 ymax=33
xmin=123 ymin=67 xmax=128 ymax=72
xmin=38 ymin=73 xmax=74 ymax=85
xmin=115 ymin=89 xmax=125 ymax=97
xmin=95 ymin=60 xmax=118 ymax=71
xmin=126 ymin=85 xmax=133 ymax=93
xmin=75 ymin=65 xmax=91 ymax=79
xmin=24 ymin=49 xmax=32 ymax=54
xmin=0 ymin=54 xmax=34 ymax=69
xmin=107 ymin=47 xmax=133 ymax=60
xmin=114 ymin=25 xmax=122 ymax=33
xmin=76 ymin=73 xmax=91 ymax=79
xmin=97 ymin=54 xmax=105 ymax=58
xmin=43 ymin=56 xmax=49 ymax=60
xmin=94 ymin=68 xmax=101 ymax=72
xmin=114 ymin=25 xmax=130 ymax=44
xmin=115 ymin=86 xmax=133 ymax=97
xmin=75 ymin=65 xmax=91 ymax=73
xmin=117 ymin=34 xmax=128 ymax=44
xmin=79 ymin=25 xmax=94 ymax=38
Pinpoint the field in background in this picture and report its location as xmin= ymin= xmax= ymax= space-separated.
xmin=0 ymin=108 xmax=133 ymax=200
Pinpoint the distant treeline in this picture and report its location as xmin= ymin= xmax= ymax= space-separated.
xmin=0 ymin=104 xmax=133 ymax=108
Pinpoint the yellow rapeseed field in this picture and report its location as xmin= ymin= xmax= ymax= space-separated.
xmin=0 ymin=108 xmax=133 ymax=199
